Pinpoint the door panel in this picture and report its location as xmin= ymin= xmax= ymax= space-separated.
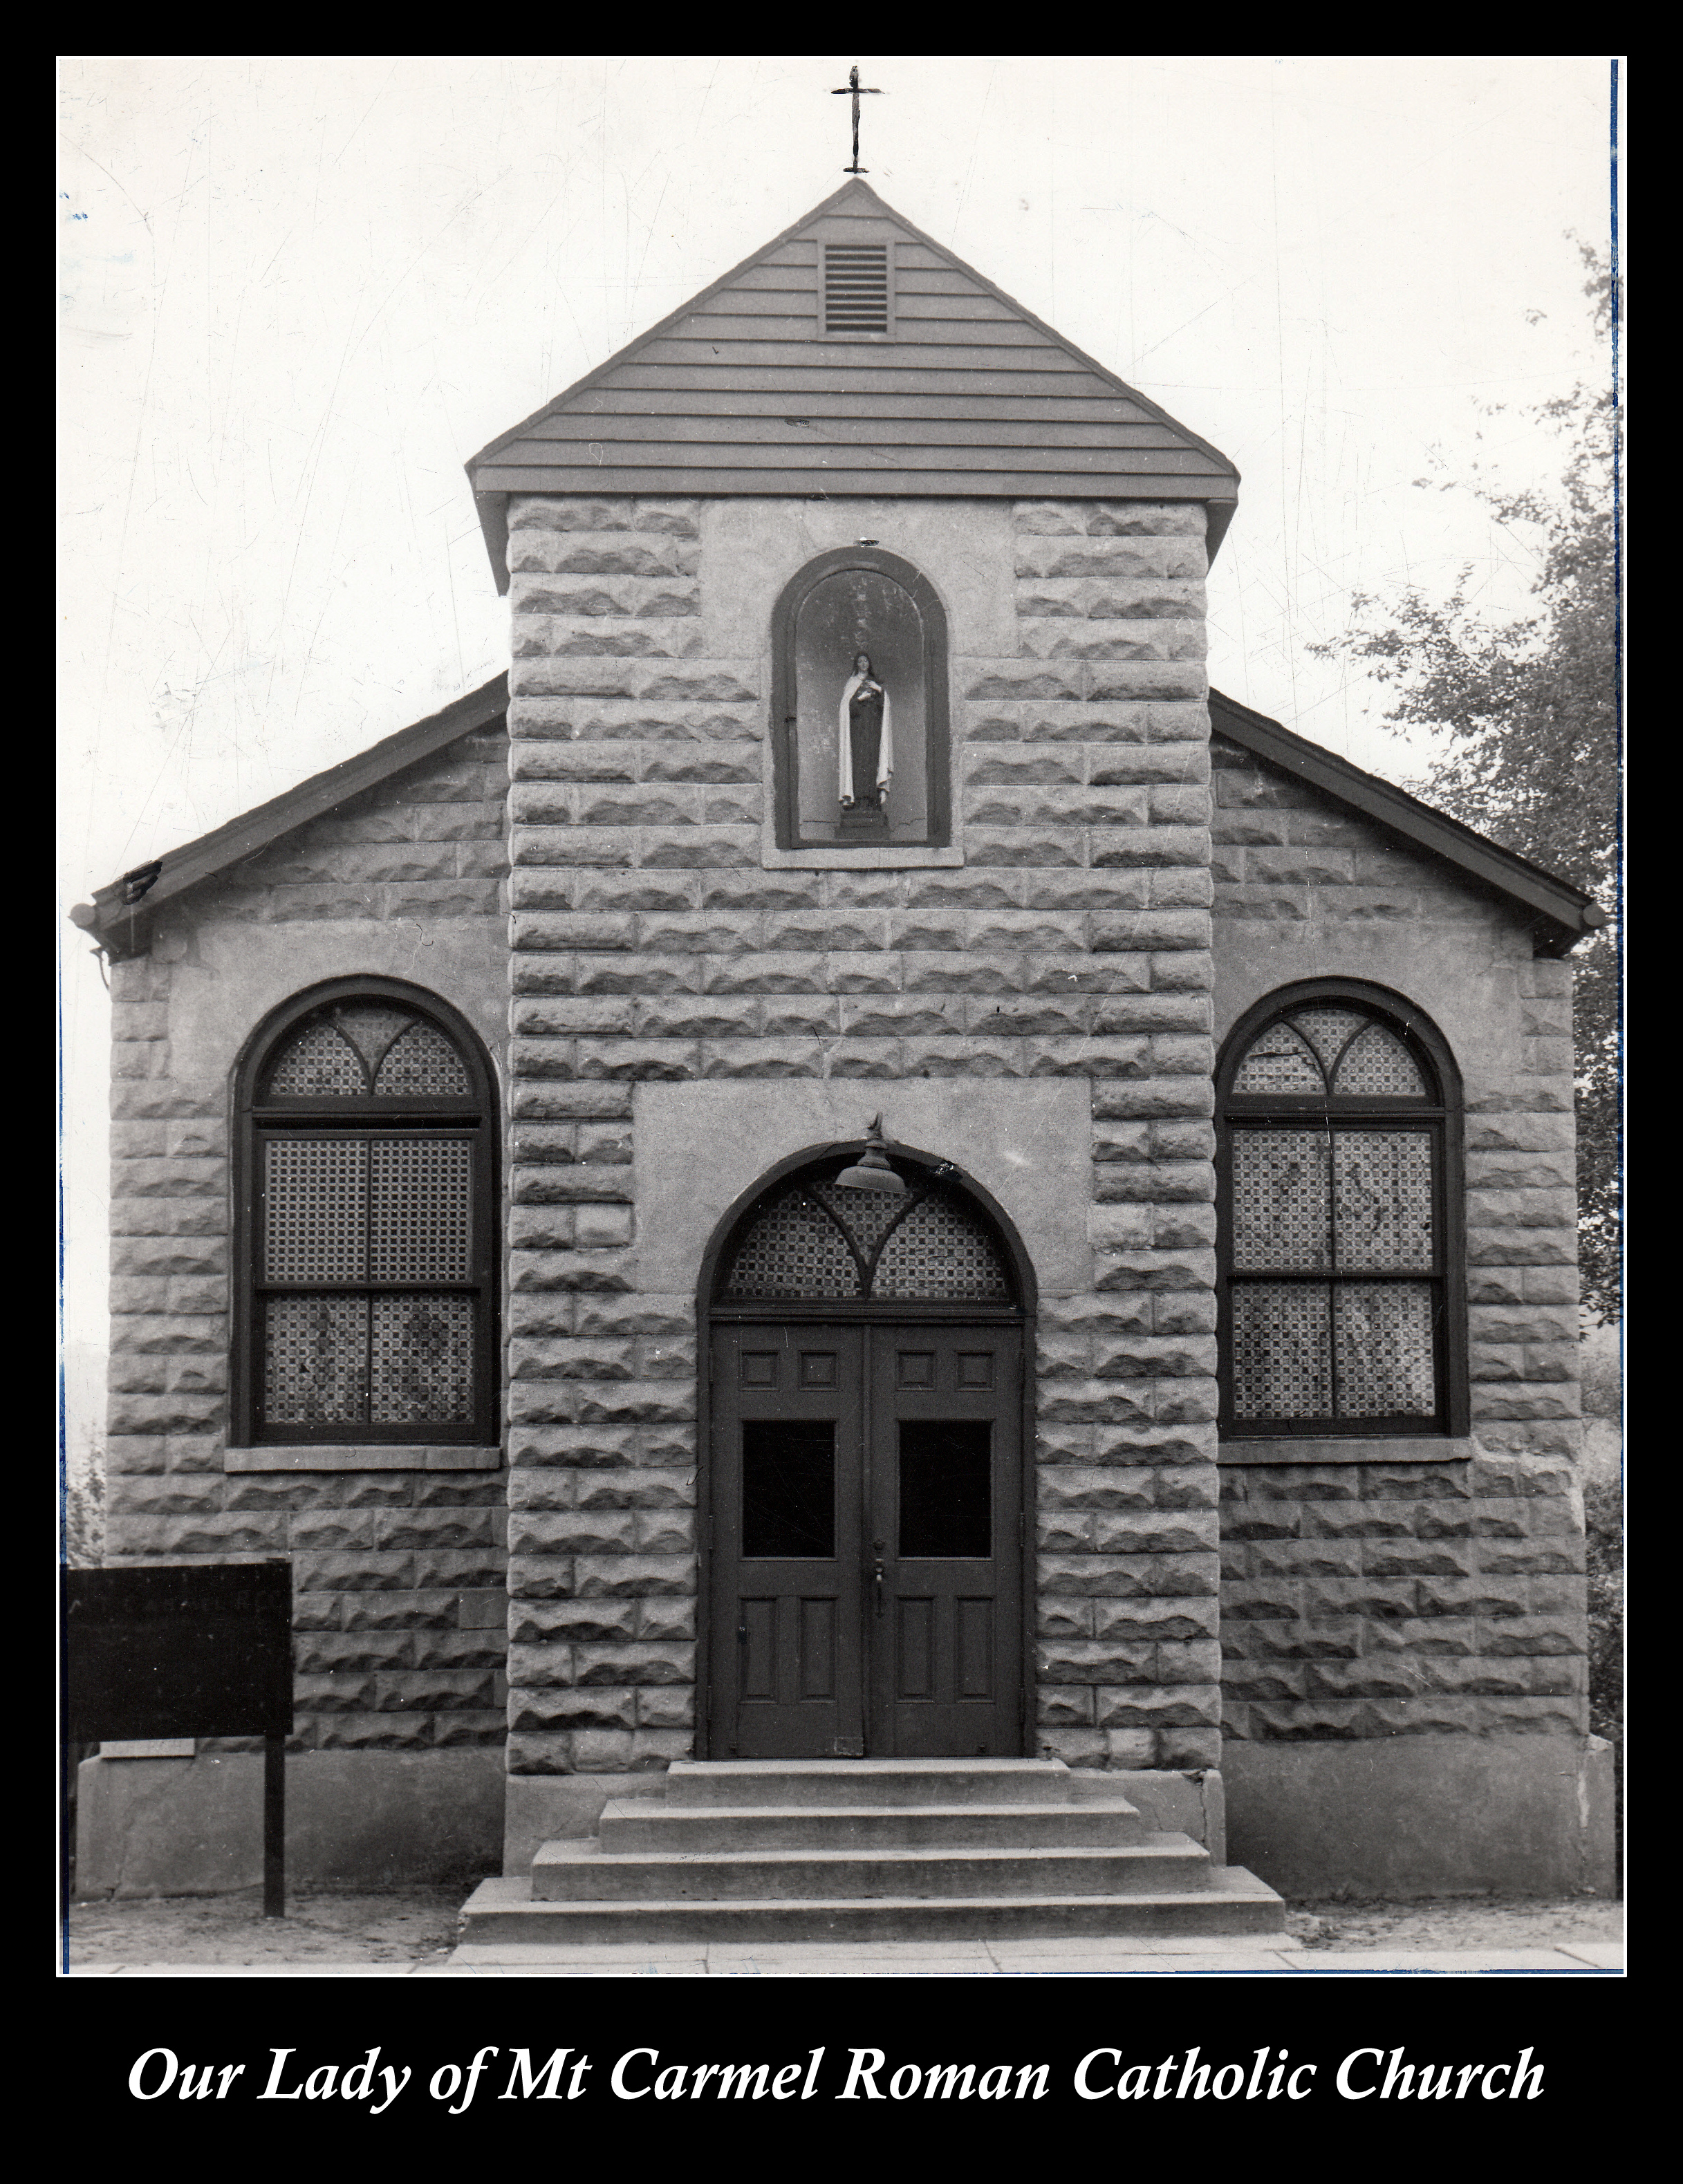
xmin=708 ymin=1319 xmax=1023 ymax=1758
xmin=710 ymin=1326 xmax=865 ymax=1757
xmin=870 ymin=1325 xmax=1022 ymax=1756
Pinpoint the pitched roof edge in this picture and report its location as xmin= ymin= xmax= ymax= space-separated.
xmin=70 ymin=673 xmax=509 ymax=959
xmin=465 ymin=181 xmax=881 ymax=478
xmin=465 ymin=178 xmax=1242 ymax=591
xmin=866 ymin=186 xmax=1241 ymax=492
xmin=1208 ymin=687 xmax=1607 ymax=953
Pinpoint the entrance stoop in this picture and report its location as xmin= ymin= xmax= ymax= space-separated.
xmin=457 ymin=1760 xmax=1292 ymax=1950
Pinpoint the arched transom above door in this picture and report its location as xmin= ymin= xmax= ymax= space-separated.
xmin=717 ymin=1159 xmax=1018 ymax=1305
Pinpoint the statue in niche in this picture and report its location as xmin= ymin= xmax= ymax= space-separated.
xmin=838 ymin=651 xmax=892 ymax=832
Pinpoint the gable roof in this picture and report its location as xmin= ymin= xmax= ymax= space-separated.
xmin=69 ymin=675 xmax=508 ymax=962
xmin=69 ymin=670 xmax=1603 ymax=967
xmin=1209 ymin=688 xmax=1606 ymax=956
xmin=465 ymin=180 xmax=1240 ymax=594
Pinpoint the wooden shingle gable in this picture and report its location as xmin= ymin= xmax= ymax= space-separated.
xmin=467 ymin=180 xmax=1240 ymax=593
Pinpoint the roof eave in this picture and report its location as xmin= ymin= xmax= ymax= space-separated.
xmin=1208 ymin=687 xmax=1607 ymax=953
xmin=71 ymin=674 xmax=509 ymax=960
xmin=465 ymin=177 xmax=1242 ymax=589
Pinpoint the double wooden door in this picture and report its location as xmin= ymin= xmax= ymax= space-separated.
xmin=706 ymin=1320 xmax=1025 ymax=1758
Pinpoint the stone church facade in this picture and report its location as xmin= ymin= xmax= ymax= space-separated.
xmin=73 ymin=182 xmax=1612 ymax=1902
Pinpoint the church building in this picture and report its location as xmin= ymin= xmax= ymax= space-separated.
xmin=72 ymin=177 xmax=1613 ymax=1923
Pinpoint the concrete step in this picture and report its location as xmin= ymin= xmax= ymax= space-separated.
xmin=661 ymin=1758 xmax=1079 ymax=1808
xmin=599 ymin=1798 xmax=1152 ymax=1854
xmin=460 ymin=1869 xmax=1291 ymax=1946
xmin=531 ymin=1834 xmax=1215 ymax=1902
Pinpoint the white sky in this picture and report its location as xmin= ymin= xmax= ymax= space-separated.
xmin=57 ymin=54 xmax=1619 ymax=1465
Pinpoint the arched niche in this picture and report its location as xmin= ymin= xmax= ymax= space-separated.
xmin=770 ymin=548 xmax=951 ymax=849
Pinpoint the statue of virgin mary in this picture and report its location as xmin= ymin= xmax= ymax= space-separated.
xmin=838 ymin=651 xmax=893 ymax=808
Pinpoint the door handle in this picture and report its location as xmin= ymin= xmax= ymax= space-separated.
xmin=873 ymin=1559 xmax=884 ymax=1618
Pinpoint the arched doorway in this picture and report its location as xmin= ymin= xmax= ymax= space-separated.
xmin=698 ymin=1136 xmax=1035 ymax=1760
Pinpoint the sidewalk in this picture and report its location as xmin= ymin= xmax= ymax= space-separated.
xmin=67 ymin=1941 xmax=1623 ymax=1976
xmin=61 ymin=1885 xmax=1624 ymax=1977
xmin=59 ymin=1878 xmax=1617 ymax=1983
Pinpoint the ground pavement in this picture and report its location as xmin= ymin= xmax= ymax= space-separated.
xmin=61 ymin=1887 xmax=1624 ymax=1976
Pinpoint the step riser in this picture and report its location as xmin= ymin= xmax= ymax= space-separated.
xmin=664 ymin=1762 xmax=1076 ymax=1809
xmin=461 ymin=1897 xmax=1291 ymax=1945
xmin=532 ymin=1849 xmax=1214 ymax=1903
xmin=600 ymin=1810 xmax=1152 ymax=1854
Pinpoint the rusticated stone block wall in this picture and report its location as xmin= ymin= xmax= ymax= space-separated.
xmin=102 ymin=727 xmax=512 ymax=1755
xmin=1209 ymin=732 xmax=1588 ymax=1744
xmin=501 ymin=492 xmax=1227 ymax=1782
xmin=1220 ymin=1457 xmax=1586 ymax=1741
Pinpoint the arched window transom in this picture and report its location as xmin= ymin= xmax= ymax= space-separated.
xmin=1218 ymin=987 xmax=1465 ymax=1438
xmin=234 ymin=983 xmax=497 ymax=1446
xmin=718 ymin=1161 xmax=1016 ymax=1306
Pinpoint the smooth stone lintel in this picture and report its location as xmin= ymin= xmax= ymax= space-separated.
xmin=224 ymin=1446 xmax=503 ymax=1472
xmin=1219 ymin=1436 xmax=1476 ymax=1466
xmin=759 ymin=842 xmax=965 ymax=869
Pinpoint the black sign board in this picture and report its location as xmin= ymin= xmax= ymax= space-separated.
xmin=62 ymin=1560 xmax=294 ymax=1914
xmin=64 ymin=1560 xmax=292 ymax=1739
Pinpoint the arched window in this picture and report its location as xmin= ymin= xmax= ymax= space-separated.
xmin=232 ymin=979 xmax=498 ymax=1447
xmin=1216 ymin=982 xmax=1467 ymax=1439
xmin=770 ymin=547 xmax=951 ymax=850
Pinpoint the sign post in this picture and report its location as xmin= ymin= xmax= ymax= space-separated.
xmin=63 ymin=1560 xmax=294 ymax=1915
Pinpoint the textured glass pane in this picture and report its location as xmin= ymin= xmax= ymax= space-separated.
xmin=1231 ymin=1284 xmax=1332 ymax=1419
xmin=1290 ymin=1007 xmax=1368 ymax=1076
xmin=1334 ymin=1132 xmax=1433 ymax=1271
xmin=375 ymin=1021 xmax=471 ymax=1096
xmin=1231 ymin=1131 xmax=1332 ymax=1271
xmin=263 ymin=1296 xmax=369 ymax=1424
xmin=873 ymin=1194 xmax=1012 ymax=1300
xmin=810 ymin=1180 xmax=908 ymax=1262
xmin=369 ymin=1139 xmax=472 ymax=1280
xmin=1335 ymin=1283 xmax=1437 ymax=1417
xmin=1333 ymin=1023 xmax=1426 ymax=1097
xmin=899 ymin=1421 xmax=992 ymax=1558
xmin=370 ymin=1295 xmax=475 ymax=1423
xmin=1235 ymin=1023 xmax=1323 ymax=1094
xmin=332 ymin=1007 xmax=413 ymax=1074
xmin=742 ymin=1421 xmax=835 ymax=1557
xmin=264 ymin=1021 xmax=368 ymax=1097
xmin=264 ymin=1140 xmax=367 ymax=1281
xmin=723 ymin=1189 xmax=862 ymax=1300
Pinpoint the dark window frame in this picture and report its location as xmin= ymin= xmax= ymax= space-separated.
xmin=230 ymin=976 xmax=499 ymax=1448
xmin=770 ymin=546 xmax=951 ymax=851
xmin=1215 ymin=979 xmax=1468 ymax=1440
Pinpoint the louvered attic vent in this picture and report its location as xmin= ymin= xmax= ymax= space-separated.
xmin=824 ymin=243 xmax=889 ymax=333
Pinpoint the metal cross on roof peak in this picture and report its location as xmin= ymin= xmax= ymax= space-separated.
xmin=830 ymin=64 xmax=883 ymax=175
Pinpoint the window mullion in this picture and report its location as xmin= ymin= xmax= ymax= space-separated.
xmin=1324 ymin=1114 xmax=1341 ymax=1424
xmin=362 ymin=1135 xmax=374 ymax=1426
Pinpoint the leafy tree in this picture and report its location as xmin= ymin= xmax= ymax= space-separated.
xmin=1312 ymin=245 xmax=1621 ymax=1318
